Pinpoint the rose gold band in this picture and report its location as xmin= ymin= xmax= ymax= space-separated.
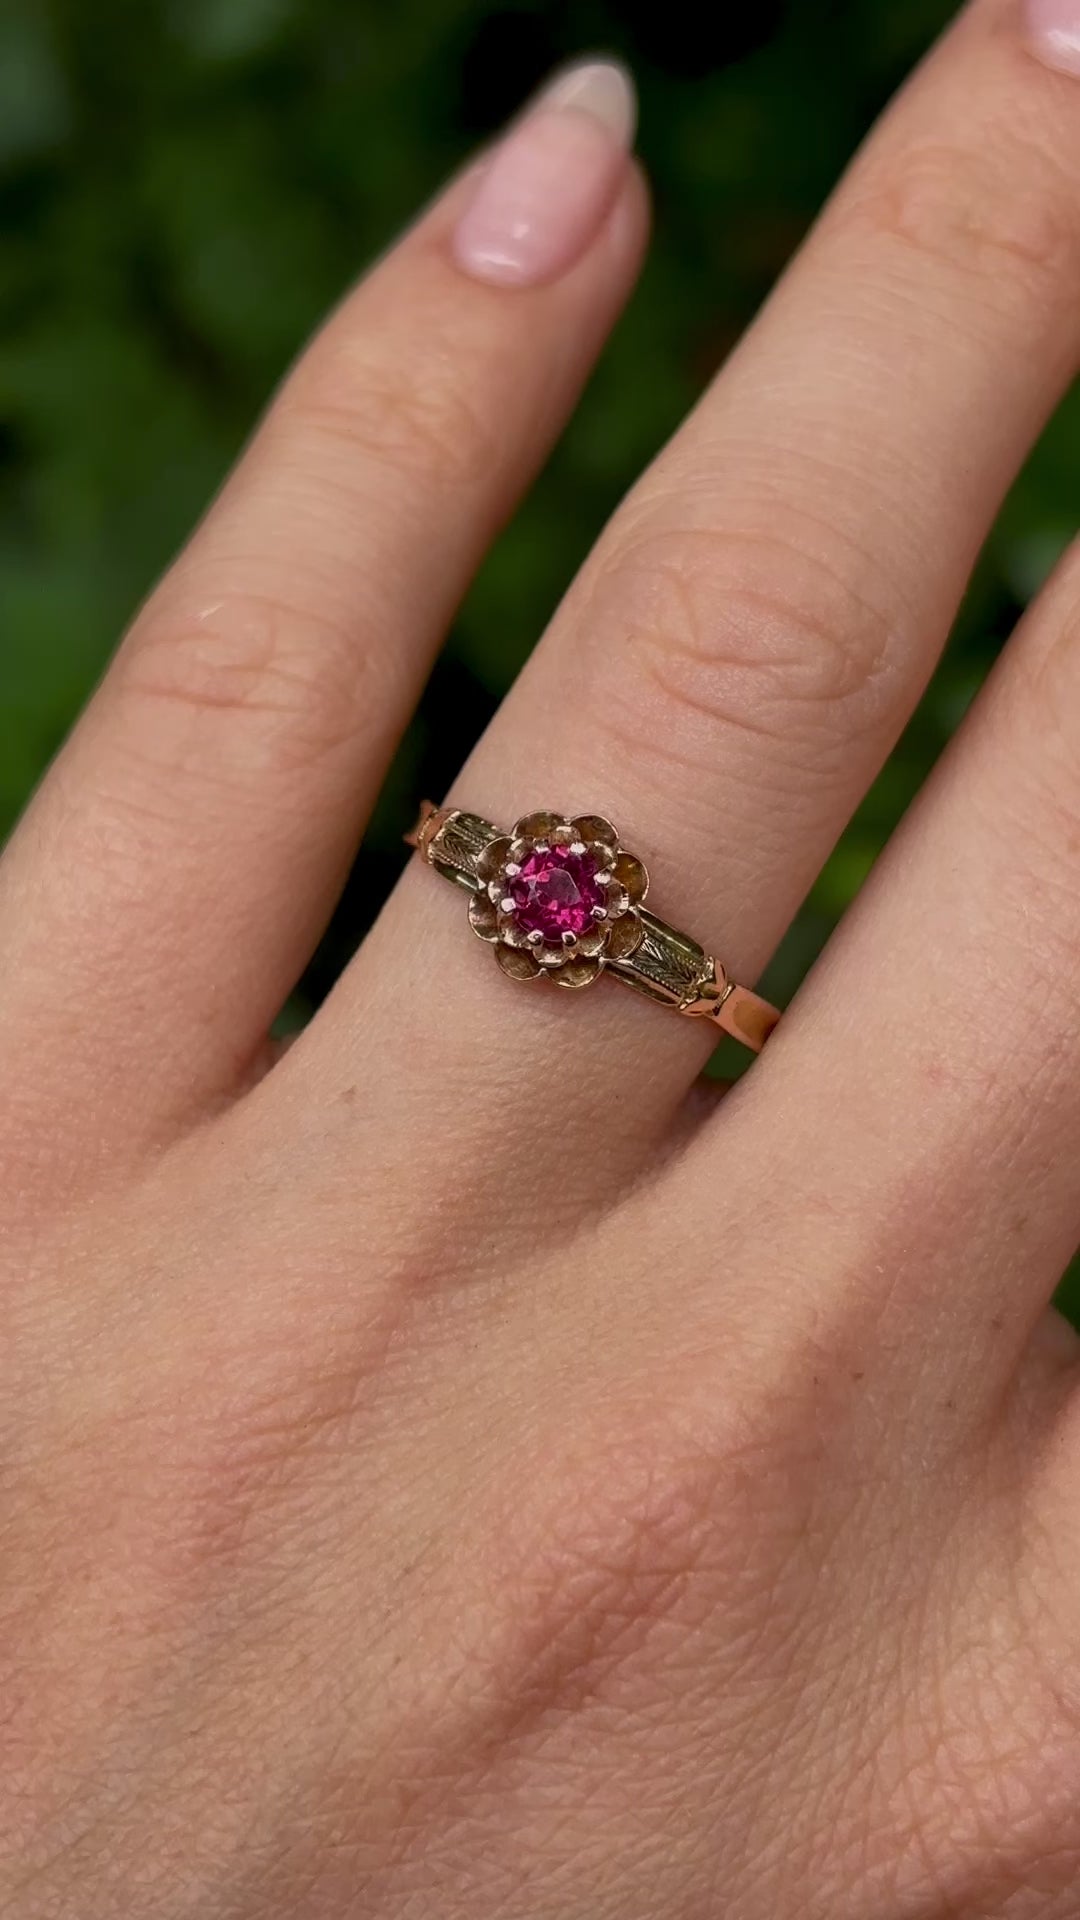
xmin=713 ymin=983 xmax=780 ymax=1052
xmin=407 ymin=803 xmax=781 ymax=1056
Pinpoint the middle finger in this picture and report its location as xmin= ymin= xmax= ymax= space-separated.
xmin=329 ymin=2 xmax=1080 ymax=1176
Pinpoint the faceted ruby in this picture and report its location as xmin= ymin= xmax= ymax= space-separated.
xmin=509 ymin=843 xmax=604 ymax=942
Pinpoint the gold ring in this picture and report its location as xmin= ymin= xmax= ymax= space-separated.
xmin=406 ymin=804 xmax=780 ymax=1055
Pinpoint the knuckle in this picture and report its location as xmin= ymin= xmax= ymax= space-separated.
xmin=284 ymin=320 xmax=499 ymax=494
xmin=580 ymin=516 xmax=900 ymax=777
xmin=485 ymin=1426 xmax=724 ymax=1724
xmin=482 ymin=1384 xmax=817 ymax=1727
xmin=845 ymin=134 xmax=1080 ymax=305
xmin=119 ymin=582 xmax=375 ymax=780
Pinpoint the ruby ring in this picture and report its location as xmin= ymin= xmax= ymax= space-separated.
xmin=407 ymin=803 xmax=781 ymax=1056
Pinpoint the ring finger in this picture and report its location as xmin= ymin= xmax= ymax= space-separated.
xmin=330 ymin=0 xmax=1080 ymax=1186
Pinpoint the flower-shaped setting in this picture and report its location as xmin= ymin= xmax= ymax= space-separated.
xmin=468 ymin=812 xmax=648 ymax=989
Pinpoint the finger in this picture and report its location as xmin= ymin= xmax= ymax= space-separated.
xmin=315 ymin=1 xmax=1080 ymax=1183
xmin=0 ymin=66 xmax=646 ymax=1176
xmin=689 ymin=534 xmax=1080 ymax=1406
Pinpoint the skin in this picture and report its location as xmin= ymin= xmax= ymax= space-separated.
xmin=4 ymin=1 xmax=1080 ymax=1913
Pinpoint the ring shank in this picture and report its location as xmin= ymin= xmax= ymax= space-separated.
xmin=715 ymin=983 xmax=781 ymax=1051
xmin=407 ymin=804 xmax=780 ymax=1054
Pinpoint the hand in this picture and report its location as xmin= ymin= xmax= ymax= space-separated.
xmin=5 ymin=9 xmax=1080 ymax=1915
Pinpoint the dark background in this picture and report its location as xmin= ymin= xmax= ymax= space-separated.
xmin=1 ymin=0 xmax=1077 ymax=1304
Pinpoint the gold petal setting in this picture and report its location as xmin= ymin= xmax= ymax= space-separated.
xmin=468 ymin=893 xmax=500 ymax=941
xmin=476 ymin=835 xmax=514 ymax=882
xmin=495 ymin=944 xmax=543 ymax=981
xmin=553 ymin=957 xmax=603 ymax=989
xmin=570 ymin=814 xmax=619 ymax=848
xmin=512 ymin=810 xmax=562 ymax=843
xmin=606 ymin=911 xmax=644 ymax=961
xmin=475 ymin=812 xmax=648 ymax=997
xmin=575 ymin=923 xmax=607 ymax=958
xmin=496 ymin=909 xmax=531 ymax=949
xmin=613 ymin=851 xmax=649 ymax=904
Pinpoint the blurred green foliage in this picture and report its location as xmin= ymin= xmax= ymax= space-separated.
xmin=1 ymin=0 xmax=1077 ymax=1304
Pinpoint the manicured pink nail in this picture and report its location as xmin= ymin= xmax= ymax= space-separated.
xmin=453 ymin=60 xmax=636 ymax=288
xmin=1025 ymin=0 xmax=1080 ymax=75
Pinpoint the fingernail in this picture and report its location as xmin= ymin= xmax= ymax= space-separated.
xmin=1024 ymin=0 xmax=1080 ymax=76
xmin=453 ymin=60 xmax=636 ymax=288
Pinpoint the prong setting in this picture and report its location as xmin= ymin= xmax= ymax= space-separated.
xmin=471 ymin=813 xmax=645 ymax=995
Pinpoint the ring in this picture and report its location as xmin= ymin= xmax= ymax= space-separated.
xmin=406 ymin=804 xmax=780 ymax=1054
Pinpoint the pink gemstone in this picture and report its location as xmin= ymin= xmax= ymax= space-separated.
xmin=509 ymin=843 xmax=604 ymax=942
